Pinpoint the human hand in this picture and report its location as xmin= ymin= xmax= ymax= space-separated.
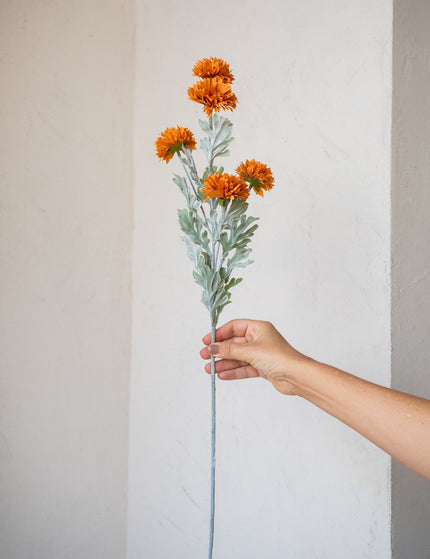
xmin=200 ymin=319 xmax=313 ymax=395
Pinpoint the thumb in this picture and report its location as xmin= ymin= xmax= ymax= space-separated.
xmin=208 ymin=340 xmax=250 ymax=362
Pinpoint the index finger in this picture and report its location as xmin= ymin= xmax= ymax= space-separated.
xmin=202 ymin=319 xmax=252 ymax=344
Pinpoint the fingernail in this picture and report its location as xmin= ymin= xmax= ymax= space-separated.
xmin=208 ymin=344 xmax=219 ymax=355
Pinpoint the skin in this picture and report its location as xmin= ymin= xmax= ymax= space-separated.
xmin=200 ymin=319 xmax=430 ymax=481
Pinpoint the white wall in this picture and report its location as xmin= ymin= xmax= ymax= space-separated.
xmin=0 ymin=2 xmax=134 ymax=558
xmin=4 ymin=2 xmax=428 ymax=558
xmin=129 ymin=1 xmax=393 ymax=558
xmin=391 ymin=1 xmax=430 ymax=557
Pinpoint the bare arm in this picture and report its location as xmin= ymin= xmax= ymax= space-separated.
xmin=200 ymin=319 xmax=430 ymax=480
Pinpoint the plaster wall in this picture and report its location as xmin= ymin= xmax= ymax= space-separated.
xmin=391 ymin=1 xmax=430 ymax=557
xmin=0 ymin=2 xmax=134 ymax=558
xmin=129 ymin=1 xmax=393 ymax=557
xmin=5 ymin=2 xmax=426 ymax=558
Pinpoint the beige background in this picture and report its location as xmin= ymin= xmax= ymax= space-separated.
xmin=1 ymin=1 xmax=134 ymax=558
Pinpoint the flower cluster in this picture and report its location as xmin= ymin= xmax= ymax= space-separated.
xmin=188 ymin=57 xmax=237 ymax=116
xmin=155 ymin=57 xmax=274 ymax=202
xmin=201 ymin=160 xmax=274 ymax=201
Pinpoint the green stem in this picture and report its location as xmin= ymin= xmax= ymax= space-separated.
xmin=178 ymin=152 xmax=211 ymax=232
xmin=214 ymin=201 xmax=228 ymax=268
xmin=208 ymin=115 xmax=215 ymax=174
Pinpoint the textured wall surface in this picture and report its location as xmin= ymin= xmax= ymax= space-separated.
xmin=0 ymin=2 xmax=134 ymax=558
xmin=392 ymin=1 xmax=430 ymax=557
xmin=129 ymin=1 xmax=393 ymax=557
xmin=6 ymin=2 xmax=428 ymax=558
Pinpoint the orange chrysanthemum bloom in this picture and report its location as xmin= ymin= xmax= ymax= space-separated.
xmin=201 ymin=173 xmax=249 ymax=202
xmin=192 ymin=57 xmax=234 ymax=84
xmin=236 ymin=159 xmax=275 ymax=196
xmin=188 ymin=78 xmax=237 ymax=117
xmin=155 ymin=126 xmax=197 ymax=163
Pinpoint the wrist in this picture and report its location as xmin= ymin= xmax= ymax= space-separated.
xmin=282 ymin=354 xmax=322 ymax=398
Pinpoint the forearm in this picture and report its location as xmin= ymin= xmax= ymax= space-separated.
xmin=290 ymin=359 xmax=430 ymax=480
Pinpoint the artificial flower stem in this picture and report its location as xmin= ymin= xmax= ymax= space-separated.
xmin=215 ymin=200 xmax=228 ymax=267
xmin=208 ymin=216 xmax=217 ymax=559
xmin=208 ymin=116 xmax=215 ymax=174
xmin=208 ymin=321 xmax=217 ymax=559
xmin=177 ymin=152 xmax=211 ymax=230
xmin=178 ymin=153 xmax=198 ymax=200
